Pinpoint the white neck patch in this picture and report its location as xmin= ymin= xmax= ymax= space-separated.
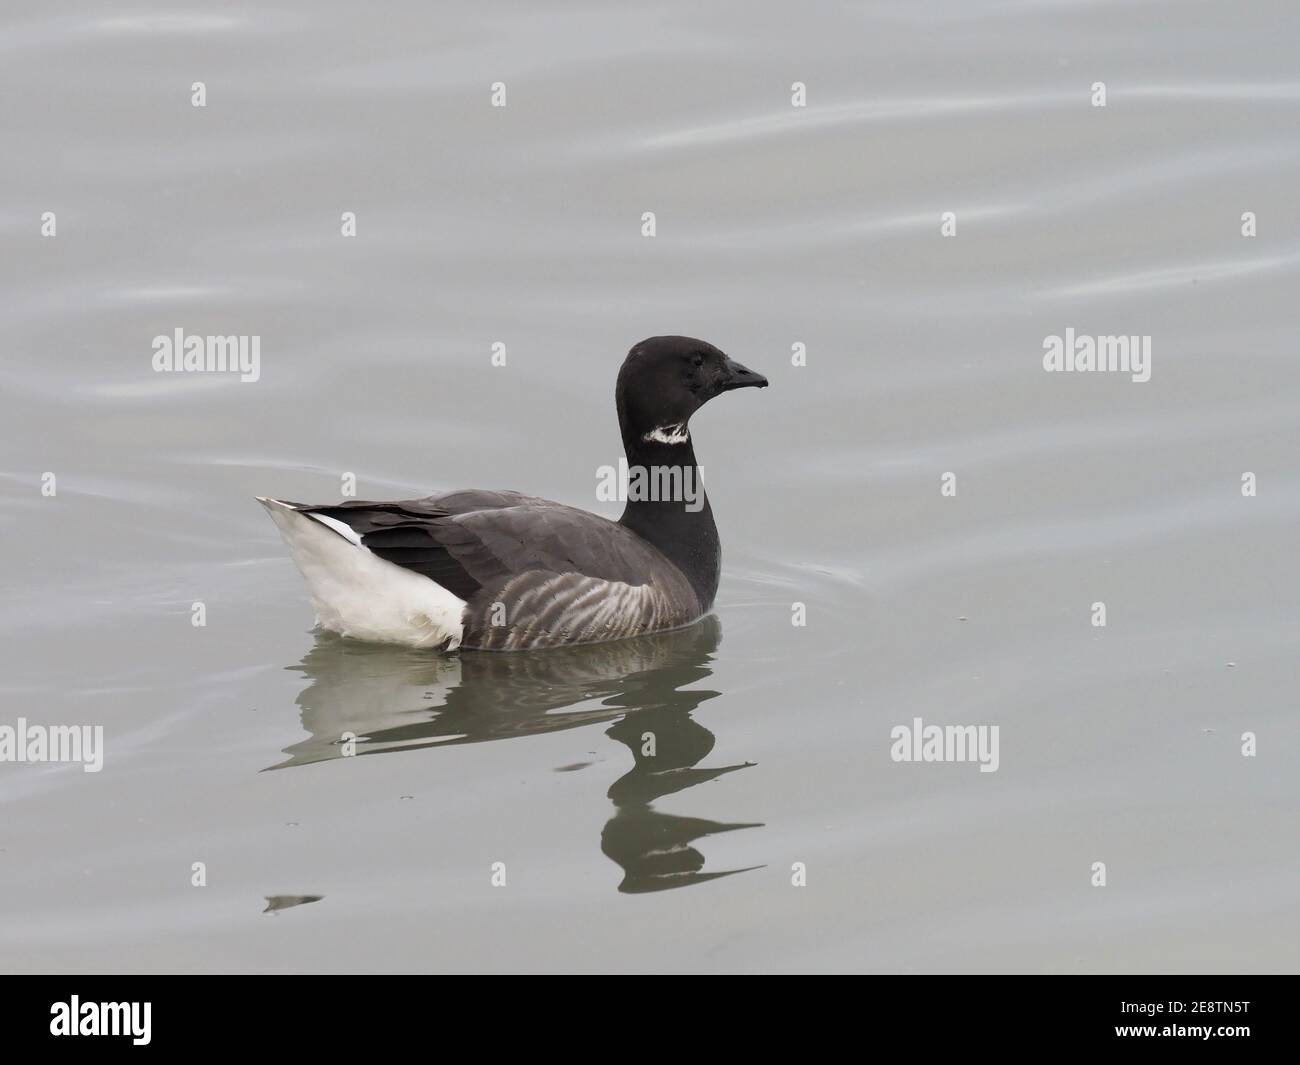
xmin=642 ymin=423 xmax=690 ymax=445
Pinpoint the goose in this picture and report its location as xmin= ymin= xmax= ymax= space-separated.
xmin=257 ymin=336 xmax=768 ymax=651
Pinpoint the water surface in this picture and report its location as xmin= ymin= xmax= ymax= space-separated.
xmin=2 ymin=0 xmax=1298 ymax=973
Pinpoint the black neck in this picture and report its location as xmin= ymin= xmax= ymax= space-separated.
xmin=617 ymin=430 xmax=720 ymax=611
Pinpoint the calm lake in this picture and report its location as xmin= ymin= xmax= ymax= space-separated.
xmin=2 ymin=0 xmax=1298 ymax=973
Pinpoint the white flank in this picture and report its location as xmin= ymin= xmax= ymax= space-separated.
xmin=257 ymin=497 xmax=465 ymax=650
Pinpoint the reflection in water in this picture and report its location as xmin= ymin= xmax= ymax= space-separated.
xmin=272 ymin=616 xmax=761 ymax=892
xmin=263 ymin=894 xmax=323 ymax=914
xmin=603 ymin=710 xmax=761 ymax=893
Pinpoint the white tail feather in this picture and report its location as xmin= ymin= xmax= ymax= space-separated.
xmin=257 ymin=497 xmax=465 ymax=650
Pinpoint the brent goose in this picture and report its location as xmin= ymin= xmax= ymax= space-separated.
xmin=258 ymin=336 xmax=767 ymax=651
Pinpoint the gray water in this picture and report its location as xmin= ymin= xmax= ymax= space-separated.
xmin=2 ymin=1 xmax=1298 ymax=974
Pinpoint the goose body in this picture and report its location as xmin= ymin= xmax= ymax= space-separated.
xmin=259 ymin=337 xmax=767 ymax=651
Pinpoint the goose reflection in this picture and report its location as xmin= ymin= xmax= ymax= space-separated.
xmin=271 ymin=616 xmax=762 ymax=892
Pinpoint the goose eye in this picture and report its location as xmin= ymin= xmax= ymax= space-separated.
xmin=692 ymin=353 xmax=705 ymax=367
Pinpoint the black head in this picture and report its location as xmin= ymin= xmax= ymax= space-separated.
xmin=616 ymin=336 xmax=768 ymax=441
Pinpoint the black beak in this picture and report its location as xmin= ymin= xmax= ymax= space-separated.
xmin=719 ymin=355 xmax=769 ymax=392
